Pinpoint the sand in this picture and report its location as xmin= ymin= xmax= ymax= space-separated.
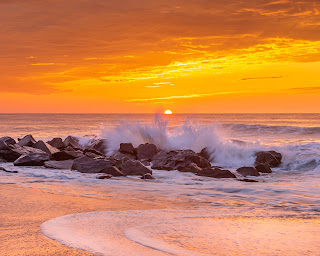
xmin=0 ymin=184 xmax=164 ymax=256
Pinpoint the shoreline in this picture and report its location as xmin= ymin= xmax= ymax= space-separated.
xmin=0 ymin=183 xmax=166 ymax=255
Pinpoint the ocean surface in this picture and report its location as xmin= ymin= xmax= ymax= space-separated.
xmin=1 ymin=113 xmax=320 ymax=255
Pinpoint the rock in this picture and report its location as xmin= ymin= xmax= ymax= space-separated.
xmin=83 ymin=148 xmax=105 ymax=157
xmin=44 ymin=160 xmax=74 ymax=169
xmin=136 ymin=143 xmax=158 ymax=160
xmin=0 ymin=136 xmax=16 ymax=145
xmin=113 ymin=151 xmax=137 ymax=161
xmin=255 ymin=164 xmax=272 ymax=173
xmin=255 ymin=150 xmax=282 ymax=168
xmin=0 ymin=140 xmax=8 ymax=150
xmin=63 ymin=136 xmax=81 ymax=149
xmin=239 ymin=178 xmax=259 ymax=183
xmin=120 ymin=160 xmax=152 ymax=176
xmin=96 ymin=174 xmax=113 ymax=179
xmin=33 ymin=140 xmax=60 ymax=157
xmin=0 ymin=167 xmax=18 ymax=173
xmin=17 ymin=135 xmax=36 ymax=147
xmin=47 ymin=138 xmax=65 ymax=149
xmin=100 ymin=166 xmax=124 ymax=177
xmin=0 ymin=144 xmax=46 ymax=162
xmin=177 ymin=163 xmax=202 ymax=174
xmin=141 ymin=173 xmax=155 ymax=179
xmin=236 ymin=167 xmax=260 ymax=177
xmin=52 ymin=150 xmax=84 ymax=161
xmin=119 ymin=143 xmax=136 ymax=155
xmin=14 ymin=153 xmax=49 ymax=166
xmin=197 ymin=168 xmax=236 ymax=178
xmin=198 ymin=147 xmax=213 ymax=161
xmin=71 ymin=156 xmax=114 ymax=173
xmin=87 ymin=139 xmax=107 ymax=155
xmin=152 ymin=150 xmax=211 ymax=171
xmin=84 ymin=152 xmax=103 ymax=159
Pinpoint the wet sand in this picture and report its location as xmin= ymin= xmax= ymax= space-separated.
xmin=0 ymin=184 xmax=164 ymax=256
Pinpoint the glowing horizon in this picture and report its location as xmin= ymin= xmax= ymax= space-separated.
xmin=1 ymin=0 xmax=320 ymax=113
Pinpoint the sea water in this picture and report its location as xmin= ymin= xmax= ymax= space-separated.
xmin=1 ymin=113 xmax=320 ymax=255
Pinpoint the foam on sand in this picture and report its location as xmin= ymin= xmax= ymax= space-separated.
xmin=41 ymin=209 xmax=320 ymax=256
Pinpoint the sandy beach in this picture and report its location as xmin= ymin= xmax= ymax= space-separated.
xmin=0 ymin=183 xmax=167 ymax=256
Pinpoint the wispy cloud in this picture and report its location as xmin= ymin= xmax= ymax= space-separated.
xmin=145 ymin=85 xmax=160 ymax=88
xmin=126 ymin=91 xmax=249 ymax=102
xmin=289 ymin=86 xmax=320 ymax=92
xmin=31 ymin=63 xmax=67 ymax=66
xmin=241 ymin=76 xmax=283 ymax=81
xmin=153 ymin=82 xmax=171 ymax=85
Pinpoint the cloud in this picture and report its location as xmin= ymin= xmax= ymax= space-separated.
xmin=126 ymin=91 xmax=249 ymax=102
xmin=289 ymin=86 xmax=320 ymax=92
xmin=241 ymin=76 xmax=283 ymax=81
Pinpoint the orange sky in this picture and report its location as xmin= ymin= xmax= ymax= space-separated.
xmin=1 ymin=0 xmax=320 ymax=113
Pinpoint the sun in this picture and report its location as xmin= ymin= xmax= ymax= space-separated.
xmin=164 ymin=110 xmax=173 ymax=115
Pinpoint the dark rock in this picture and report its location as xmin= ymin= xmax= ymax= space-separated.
xmin=113 ymin=151 xmax=137 ymax=161
xmin=255 ymin=164 xmax=272 ymax=173
xmin=141 ymin=173 xmax=155 ymax=179
xmin=84 ymin=152 xmax=103 ymax=159
xmin=0 ymin=140 xmax=8 ymax=150
xmin=0 ymin=136 xmax=16 ymax=145
xmin=63 ymin=136 xmax=81 ymax=149
xmin=120 ymin=160 xmax=152 ymax=176
xmin=239 ymin=178 xmax=259 ymax=183
xmin=87 ymin=139 xmax=107 ymax=155
xmin=14 ymin=153 xmax=49 ymax=166
xmin=100 ymin=166 xmax=124 ymax=177
xmin=0 ymin=144 xmax=45 ymax=162
xmin=96 ymin=174 xmax=113 ymax=179
xmin=197 ymin=168 xmax=236 ymax=178
xmin=119 ymin=143 xmax=136 ymax=155
xmin=52 ymin=150 xmax=84 ymax=161
xmin=177 ymin=163 xmax=202 ymax=174
xmin=17 ymin=135 xmax=36 ymax=147
xmin=71 ymin=156 xmax=114 ymax=173
xmin=198 ymin=147 xmax=213 ymax=161
xmin=255 ymin=150 xmax=282 ymax=168
xmin=47 ymin=138 xmax=64 ymax=149
xmin=0 ymin=167 xmax=18 ymax=173
xmin=83 ymin=148 xmax=105 ymax=157
xmin=136 ymin=143 xmax=158 ymax=160
xmin=33 ymin=140 xmax=60 ymax=157
xmin=152 ymin=150 xmax=211 ymax=171
xmin=44 ymin=160 xmax=74 ymax=169
xmin=236 ymin=167 xmax=260 ymax=177
xmin=141 ymin=160 xmax=151 ymax=166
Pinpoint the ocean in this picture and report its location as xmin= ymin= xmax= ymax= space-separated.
xmin=1 ymin=113 xmax=320 ymax=255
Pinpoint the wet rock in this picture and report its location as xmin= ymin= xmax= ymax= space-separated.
xmin=14 ymin=153 xmax=49 ymax=166
xmin=255 ymin=164 xmax=272 ymax=173
xmin=44 ymin=160 xmax=74 ymax=169
xmin=255 ymin=150 xmax=282 ymax=168
xmin=152 ymin=150 xmax=211 ymax=171
xmin=236 ymin=167 xmax=260 ymax=177
xmin=239 ymin=178 xmax=259 ymax=183
xmin=84 ymin=148 xmax=105 ymax=156
xmin=0 ymin=136 xmax=16 ymax=145
xmin=113 ymin=151 xmax=137 ymax=161
xmin=63 ymin=136 xmax=81 ymax=149
xmin=177 ymin=163 xmax=202 ymax=174
xmin=120 ymin=160 xmax=152 ymax=176
xmin=198 ymin=147 xmax=213 ymax=161
xmin=33 ymin=140 xmax=60 ymax=157
xmin=87 ymin=139 xmax=108 ymax=155
xmin=0 ymin=144 xmax=45 ymax=162
xmin=96 ymin=174 xmax=113 ymax=179
xmin=0 ymin=167 xmax=18 ymax=173
xmin=197 ymin=168 xmax=236 ymax=178
xmin=141 ymin=173 xmax=155 ymax=179
xmin=84 ymin=152 xmax=103 ymax=159
xmin=47 ymin=138 xmax=64 ymax=149
xmin=0 ymin=140 xmax=8 ymax=150
xmin=52 ymin=150 xmax=84 ymax=161
xmin=136 ymin=143 xmax=158 ymax=160
xmin=100 ymin=166 xmax=124 ymax=177
xmin=17 ymin=135 xmax=36 ymax=147
xmin=119 ymin=143 xmax=136 ymax=155
xmin=71 ymin=156 xmax=114 ymax=173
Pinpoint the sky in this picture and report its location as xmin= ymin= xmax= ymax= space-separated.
xmin=1 ymin=0 xmax=320 ymax=113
